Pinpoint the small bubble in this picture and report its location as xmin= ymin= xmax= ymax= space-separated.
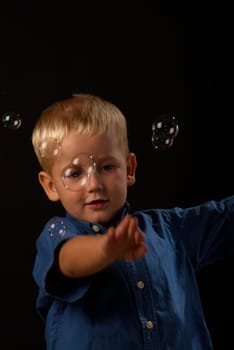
xmin=38 ymin=138 xmax=61 ymax=159
xmin=152 ymin=114 xmax=179 ymax=151
xmin=2 ymin=111 xmax=22 ymax=130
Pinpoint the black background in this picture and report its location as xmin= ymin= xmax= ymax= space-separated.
xmin=1 ymin=5 xmax=234 ymax=349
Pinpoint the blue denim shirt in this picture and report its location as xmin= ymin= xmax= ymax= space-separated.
xmin=33 ymin=196 xmax=234 ymax=349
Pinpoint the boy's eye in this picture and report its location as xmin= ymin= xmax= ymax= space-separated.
xmin=102 ymin=164 xmax=114 ymax=170
xmin=101 ymin=164 xmax=117 ymax=171
xmin=64 ymin=167 xmax=83 ymax=178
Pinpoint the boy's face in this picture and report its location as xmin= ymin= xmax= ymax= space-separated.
xmin=38 ymin=130 xmax=136 ymax=225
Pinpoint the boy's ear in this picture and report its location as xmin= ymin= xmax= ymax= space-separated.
xmin=127 ymin=152 xmax=137 ymax=186
xmin=38 ymin=171 xmax=60 ymax=202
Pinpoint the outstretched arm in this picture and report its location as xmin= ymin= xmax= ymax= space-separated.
xmin=58 ymin=215 xmax=147 ymax=278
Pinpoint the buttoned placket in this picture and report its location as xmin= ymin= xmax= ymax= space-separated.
xmin=125 ymin=259 xmax=161 ymax=349
xmin=90 ymin=222 xmax=161 ymax=349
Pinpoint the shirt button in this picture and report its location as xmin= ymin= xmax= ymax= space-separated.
xmin=146 ymin=321 xmax=154 ymax=329
xmin=92 ymin=225 xmax=100 ymax=233
xmin=137 ymin=281 xmax=144 ymax=289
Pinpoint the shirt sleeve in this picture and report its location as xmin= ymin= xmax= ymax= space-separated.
xmin=32 ymin=216 xmax=93 ymax=303
xmin=171 ymin=195 xmax=234 ymax=270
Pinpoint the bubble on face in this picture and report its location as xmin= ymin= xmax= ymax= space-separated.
xmin=38 ymin=137 xmax=61 ymax=159
xmin=61 ymin=154 xmax=96 ymax=192
xmin=1 ymin=111 xmax=22 ymax=130
xmin=152 ymin=114 xmax=179 ymax=151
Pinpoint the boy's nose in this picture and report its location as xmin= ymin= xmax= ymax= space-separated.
xmin=86 ymin=170 xmax=103 ymax=191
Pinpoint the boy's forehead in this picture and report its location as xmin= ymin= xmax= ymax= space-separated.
xmin=60 ymin=131 xmax=122 ymax=159
xmin=62 ymin=131 xmax=117 ymax=149
xmin=38 ymin=131 xmax=125 ymax=165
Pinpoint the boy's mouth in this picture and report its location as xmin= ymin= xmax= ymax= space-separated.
xmin=86 ymin=199 xmax=109 ymax=209
xmin=86 ymin=199 xmax=108 ymax=206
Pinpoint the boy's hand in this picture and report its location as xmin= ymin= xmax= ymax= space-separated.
xmin=103 ymin=215 xmax=147 ymax=262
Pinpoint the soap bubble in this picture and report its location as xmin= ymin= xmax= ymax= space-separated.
xmin=38 ymin=138 xmax=61 ymax=159
xmin=152 ymin=114 xmax=179 ymax=151
xmin=1 ymin=111 xmax=22 ymax=130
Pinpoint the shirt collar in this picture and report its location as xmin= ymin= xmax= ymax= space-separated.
xmin=65 ymin=201 xmax=131 ymax=229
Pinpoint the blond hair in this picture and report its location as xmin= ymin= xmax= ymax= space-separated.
xmin=32 ymin=93 xmax=129 ymax=173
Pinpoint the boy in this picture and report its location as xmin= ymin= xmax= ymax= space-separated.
xmin=32 ymin=93 xmax=234 ymax=349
